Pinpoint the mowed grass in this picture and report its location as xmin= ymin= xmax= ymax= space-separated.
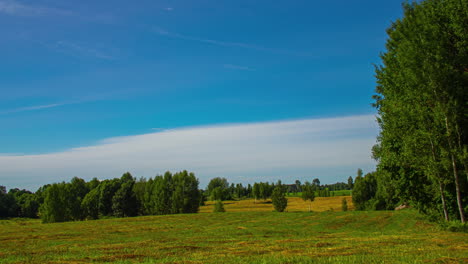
xmin=287 ymin=190 xmax=352 ymax=197
xmin=199 ymin=196 xmax=354 ymax=213
xmin=0 ymin=198 xmax=467 ymax=264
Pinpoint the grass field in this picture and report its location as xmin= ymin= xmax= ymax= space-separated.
xmin=287 ymin=190 xmax=352 ymax=197
xmin=0 ymin=197 xmax=467 ymax=264
xmin=199 ymin=196 xmax=354 ymax=213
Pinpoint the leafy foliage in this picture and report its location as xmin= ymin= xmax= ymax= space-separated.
xmin=342 ymin=198 xmax=348 ymax=212
xmin=81 ymin=188 xmax=100 ymax=220
xmin=39 ymin=183 xmax=69 ymax=223
xmin=370 ymin=0 xmax=468 ymax=222
xmin=271 ymin=186 xmax=288 ymax=212
xmin=213 ymin=200 xmax=225 ymax=212
xmin=207 ymin=177 xmax=230 ymax=201
xmin=112 ymin=179 xmax=138 ymax=217
xmin=302 ymin=182 xmax=315 ymax=211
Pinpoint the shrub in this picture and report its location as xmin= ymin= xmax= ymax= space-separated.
xmin=440 ymin=221 xmax=468 ymax=233
xmin=342 ymin=198 xmax=348 ymax=211
xmin=213 ymin=200 xmax=225 ymax=213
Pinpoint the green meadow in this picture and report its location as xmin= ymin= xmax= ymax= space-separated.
xmin=0 ymin=206 xmax=467 ymax=263
xmin=287 ymin=190 xmax=352 ymax=197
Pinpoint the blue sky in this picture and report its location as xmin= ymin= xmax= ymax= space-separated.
xmin=0 ymin=0 xmax=403 ymax=190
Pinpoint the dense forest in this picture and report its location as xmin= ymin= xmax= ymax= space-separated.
xmin=352 ymin=0 xmax=468 ymax=223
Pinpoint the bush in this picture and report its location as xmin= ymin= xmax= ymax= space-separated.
xmin=342 ymin=198 xmax=348 ymax=211
xmin=213 ymin=200 xmax=225 ymax=213
xmin=440 ymin=221 xmax=468 ymax=233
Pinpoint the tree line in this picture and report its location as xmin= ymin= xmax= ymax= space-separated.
xmin=1 ymin=170 xmax=201 ymax=223
xmin=353 ymin=0 xmax=468 ymax=223
xmin=286 ymin=178 xmax=353 ymax=194
xmin=207 ymin=178 xmax=315 ymax=213
xmin=1 ymin=174 xmax=351 ymax=222
xmin=205 ymin=177 xmax=352 ymax=203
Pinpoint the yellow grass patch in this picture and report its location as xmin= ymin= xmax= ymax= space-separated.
xmin=199 ymin=196 xmax=354 ymax=213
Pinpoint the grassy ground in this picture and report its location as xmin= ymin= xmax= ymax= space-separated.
xmin=287 ymin=190 xmax=352 ymax=197
xmin=199 ymin=196 xmax=354 ymax=213
xmin=0 ymin=198 xmax=467 ymax=264
xmin=330 ymin=190 xmax=352 ymax=196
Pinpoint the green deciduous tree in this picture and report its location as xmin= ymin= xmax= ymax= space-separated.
xmin=171 ymin=171 xmax=201 ymax=214
xmin=87 ymin=177 xmax=100 ymax=190
xmin=252 ymin=183 xmax=260 ymax=203
xmin=352 ymin=172 xmax=377 ymax=210
xmin=271 ymin=186 xmax=288 ymax=212
xmin=302 ymin=182 xmax=315 ymax=212
xmin=374 ymin=0 xmax=468 ymax=222
xmin=342 ymin=198 xmax=348 ymax=211
xmin=40 ymin=183 xmax=69 ymax=223
xmin=312 ymin=178 xmax=320 ymax=188
xmin=149 ymin=174 xmax=172 ymax=215
xmin=0 ymin=186 xmax=17 ymax=218
xmin=98 ymin=179 xmax=121 ymax=216
xmin=347 ymin=176 xmax=354 ymax=190
xmin=143 ymin=171 xmax=201 ymax=215
xmin=133 ymin=177 xmax=147 ymax=215
xmin=68 ymin=177 xmax=89 ymax=220
xmin=10 ymin=189 xmax=39 ymax=218
xmin=295 ymin=180 xmax=302 ymax=194
xmin=112 ymin=173 xmax=138 ymax=217
xmin=81 ymin=188 xmax=100 ymax=220
xmin=207 ymin=177 xmax=230 ymax=201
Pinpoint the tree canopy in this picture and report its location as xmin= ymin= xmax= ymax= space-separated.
xmin=371 ymin=0 xmax=468 ymax=222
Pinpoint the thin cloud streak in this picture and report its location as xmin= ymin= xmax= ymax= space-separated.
xmin=0 ymin=0 xmax=73 ymax=16
xmin=0 ymin=0 xmax=115 ymax=23
xmin=0 ymin=97 xmax=100 ymax=115
xmin=0 ymin=115 xmax=378 ymax=190
xmin=53 ymin=41 xmax=116 ymax=60
xmin=223 ymin=64 xmax=255 ymax=71
xmin=26 ymin=38 xmax=117 ymax=61
xmin=153 ymin=27 xmax=315 ymax=57
xmin=0 ymin=103 xmax=66 ymax=115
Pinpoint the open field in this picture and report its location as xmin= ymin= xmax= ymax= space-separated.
xmin=329 ymin=190 xmax=352 ymax=196
xmin=0 ymin=198 xmax=467 ymax=264
xmin=287 ymin=190 xmax=352 ymax=197
xmin=199 ymin=196 xmax=354 ymax=213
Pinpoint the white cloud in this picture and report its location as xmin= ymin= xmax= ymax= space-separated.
xmin=0 ymin=115 xmax=378 ymax=190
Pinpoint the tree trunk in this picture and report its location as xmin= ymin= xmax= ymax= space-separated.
xmin=439 ymin=181 xmax=449 ymax=221
xmin=446 ymin=116 xmax=466 ymax=223
xmin=430 ymin=138 xmax=449 ymax=221
xmin=455 ymin=124 xmax=468 ymax=183
xmin=451 ymin=153 xmax=465 ymax=223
